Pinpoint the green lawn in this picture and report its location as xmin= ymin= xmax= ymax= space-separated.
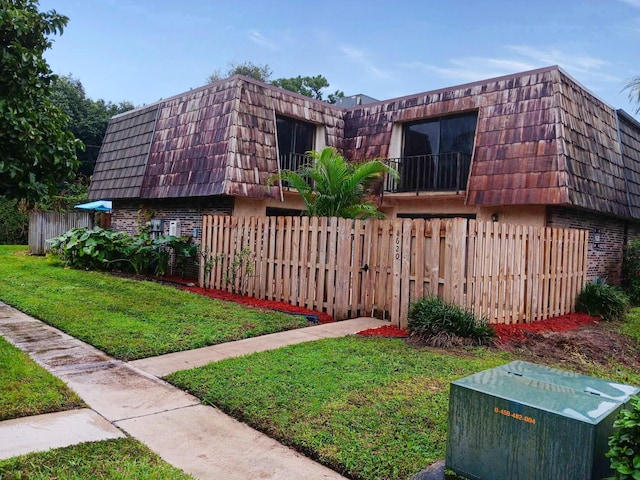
xmin=0 ymin=335 xmax=84 ymax=421
xmin=0 ymin=438 xmax=193 ymax=479
xmin=168 ymin=337 xmax=511 ymax=480
xmin=167 ymin=322 xmax=640 ymax=480
xmin=0 ymin=246 xmax=307 ymax=360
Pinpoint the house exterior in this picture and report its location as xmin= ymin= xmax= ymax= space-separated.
xmin=88 ymin=65 xmax=640 ymax=283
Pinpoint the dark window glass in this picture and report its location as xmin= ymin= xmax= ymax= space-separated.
xmin=276 ymin=115 xmax=315 ymax=156
xmin=403 ymin=112 xmax=477 ymax=157
xmin=398 ymin=112 xmax=478 ymax=192
xmin=266 ymin=207 xmax=304 ymax=217
xmin=440 ymin=114 xmax=477 ymax=155
xmin=404 ymin=120 xmax=439 ymax=157
xmin=397 ymin=213 xmax=476 ymax=220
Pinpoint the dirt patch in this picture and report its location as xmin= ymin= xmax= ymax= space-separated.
xmin=496 ymin=322 xmax=640 ymax=372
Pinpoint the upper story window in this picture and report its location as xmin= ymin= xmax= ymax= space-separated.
xmin=276 ymin=115 xmax=315 ymax=162
xmin=389 ymin=111 xmax=478 ymax=192
xmin=403 ymin=112 xmax=478 ymax=158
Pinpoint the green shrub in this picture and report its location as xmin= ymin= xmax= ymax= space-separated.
xmin=407 ymin=296 xmax=496 ymax=346
xmin=0 ymin=196 xmax=28 ymax=245
xmin=48 ymin=226 xmax=131 ymax=270
xmin=623 ymin=239 xmax=640 ymax=305
xmin=576 ymin=281 xmax=629 ymax=322
xmin=47 ymin=226 xmax=198 ymax=276
xmin=606 ymin=395 xmax=640 ymax=480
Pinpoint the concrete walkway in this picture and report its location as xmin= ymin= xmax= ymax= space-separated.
xmin=0 ymin=301 xmax=387 ymax=478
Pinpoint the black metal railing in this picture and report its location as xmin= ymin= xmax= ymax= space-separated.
xmin=383 ymin=152 xmax=471 ymax=193
xmin=279 ymin=153 xmax=313 ymax=189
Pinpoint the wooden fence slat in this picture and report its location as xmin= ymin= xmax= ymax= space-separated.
xmin=427 ymin=219 xmax=441 ymax=298
xmin=399 ymin=219 xmax=412 ymax=328
xmin=306 ymin=217 xmax=319 ymax=311
xmin=316 ymin=217 xmax=329 ymax=313
xmin=297 ymin=216 xmax=308 ymax=308
xmin=414 ymin=221 xmax=425 ymax=302
xmin=28 ymin=211 xmax=94 ymax=255
xmin=334 ymin=218 xmax=350 ymax=319
xmin=363 ymin=220 xmax=375 ymax=315
xmin=472 ymin=221 xmax=483 ymax=316
xmin=351 ymin=219 xmax=364 ymax=316
xmin=282 ymin=217 xmax=293 ymax=304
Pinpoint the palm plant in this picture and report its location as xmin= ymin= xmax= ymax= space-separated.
xmin=271 ymin=147 xmax=398 ymax=219
xmin=625 ymin=76 xmax=640 ymax=114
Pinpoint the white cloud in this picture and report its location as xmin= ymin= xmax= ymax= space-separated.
xmin=401 ymin=57 xmax=536 ymax=84
xmin=402 ymin=46 xmax=622 ymax=86
xmin=339 ymin=45 xmax=394 ymax=80
xmin=506 ymin=45 xmax=622 ymax=82
xmin=248 ymin=31 xmax=280 ymax=51
xmin=620 ymin=0 xmax=640 ymax=8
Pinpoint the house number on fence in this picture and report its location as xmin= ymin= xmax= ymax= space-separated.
xmin=395 ymin=236 xmax=401 ymax=260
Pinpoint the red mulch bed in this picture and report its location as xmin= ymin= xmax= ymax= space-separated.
xmin=493 ymin=312 xmax=600 ymax=341
xmin=357 ymin=313 xmax=599 ymax=340
xmin=179 ymin=285 xmax=334 ymax=324
xmin=357 ymin=325 xmax=409 ymax=337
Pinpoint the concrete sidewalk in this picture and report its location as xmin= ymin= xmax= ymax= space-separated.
xmin=131 ymin=317 xmax=387 ymax=377
xmin=0 ymin=301 xmax=386 ymax=479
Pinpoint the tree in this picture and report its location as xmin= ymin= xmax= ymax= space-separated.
xmin=206 ymin=61 xmax=273 ymax=84
xmin=270 ymin=147 xmax=398 ymax=219
xmin=51 ymin=74 xmax=134 ymax=177
xmin=206 ymin=62 xmax=344 ymax=104
xmin=625 ymin=77 xmax=640 ymax=114
xmin=271 ymin=75 xmax=344 ymax=104
xmin=0 ymin=0 xmax=81 ymax=202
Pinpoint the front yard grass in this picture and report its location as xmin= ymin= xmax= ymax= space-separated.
xmin=0 ymin=438 xmax=193 ymax=479
xmin=167 ymin=337 xmax=511 ymax=480
xmin=167 ymin=324 xmax=640 ymax=480
xmin=0 ymin=246 xmax=307 ymax=360
xmin=0 ymin=335 xmax=84 ymax=421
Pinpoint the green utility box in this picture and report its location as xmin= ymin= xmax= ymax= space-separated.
xmin=446 ymin=361 xmax=639 ymax=480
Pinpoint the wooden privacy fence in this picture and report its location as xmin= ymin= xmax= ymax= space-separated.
xmin=200 ymin=215 xmax=588 ymax=327
xmin=28 ymin=211 xmax=94 ymax=255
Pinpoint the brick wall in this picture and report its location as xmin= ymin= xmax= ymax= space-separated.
xmin=546 ymin=206 xmax=640 ymax=284
xmin=112 ymin=196 xmax=234 ymax=242
xmin=111 ymin=196 xmax=234 ymax=278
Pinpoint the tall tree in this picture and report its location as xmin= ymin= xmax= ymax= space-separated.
xmin=206 ymin=61 xmax=273 ymax=84
xmin=0 ymin=0 xmax=81 ymax=202
xmin=51 ymin=75 xmax=134 ymax=177
xmin=271 ymin=75 xmax=344 ymax=104
xmin=270 ymin=147 xmax=397 ymax=219
xmin=626 ymin=77 xmax=640 ymax=114
xmin=206 ymin=62 xmax=344 ymax=104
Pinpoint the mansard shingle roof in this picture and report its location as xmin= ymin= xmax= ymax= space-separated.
xmin=89 ymin=67 xmax=640 ymax=220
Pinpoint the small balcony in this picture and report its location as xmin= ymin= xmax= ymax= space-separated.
xmin=382 ymin=152 xmax=471 ymax=194
xmin=278 ymin=152 xmax=313 ymax=189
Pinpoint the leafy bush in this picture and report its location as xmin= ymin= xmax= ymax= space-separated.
xmin=576 ymin=282 xmax=629 ymax=322
xmin=0 ymin=196 xmax=28 ymax=245
xmin=606 ymin=395 xmax=640 ymax=480
xmin=48 ymin=226 xmax=131 ymax=270
xmin=623 ymin=239 xmax=640 ymax=305
xmin=48 ymin=226 xmax=198 ymax=276
xmin=407 ymin=296 xmax=496 ymax=346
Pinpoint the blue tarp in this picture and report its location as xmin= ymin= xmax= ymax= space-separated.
xmin=74 ymin=200 xmax=112 ymax=211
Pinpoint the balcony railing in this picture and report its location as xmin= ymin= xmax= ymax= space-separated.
xmin=383 ymin=152 xmax=471 ymax=194
xmin=278 ymin=152 xmax=313 ymax=189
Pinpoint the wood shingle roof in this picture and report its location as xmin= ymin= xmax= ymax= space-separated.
xmin=88 ymin=67 xmax=640 ymax=221
xmin=89 ymin=76 xmax=343 ymax=201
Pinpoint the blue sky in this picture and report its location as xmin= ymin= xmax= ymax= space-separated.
xmin=41 ymin=0 xmax=640 ymax=117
